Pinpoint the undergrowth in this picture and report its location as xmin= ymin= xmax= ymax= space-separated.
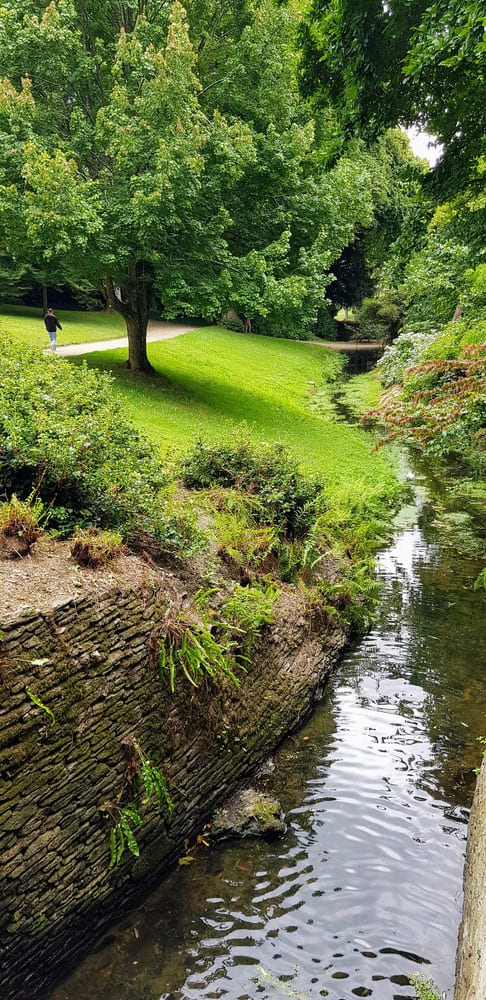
xmin=182 ymin=433 xmax=324 ymax=540
xmin=0 ymin=339 xmax=198 ymax=556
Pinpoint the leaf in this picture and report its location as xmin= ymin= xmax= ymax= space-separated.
xmin=30 ymin=658 xmax=51 ymax=666
xmin=178 ymin=856 xmax=195 ymax=865
xmin=26 ymin=686 xmax=55 ymax=723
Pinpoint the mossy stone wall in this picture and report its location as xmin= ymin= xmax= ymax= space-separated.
xmin=0 ymin=579 xmax=345 ymax=999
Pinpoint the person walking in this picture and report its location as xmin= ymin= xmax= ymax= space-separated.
xmin=43 ymin=308 xmax=62 ymax=352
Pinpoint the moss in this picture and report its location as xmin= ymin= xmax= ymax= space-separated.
xmin=131 ymin=828 xmax=174 ymax=881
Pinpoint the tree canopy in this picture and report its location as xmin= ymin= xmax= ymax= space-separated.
xmin=0 ymin=0 xmax=396 ymax=369
xmin=301 ymin=0 xmax=486 ymax=187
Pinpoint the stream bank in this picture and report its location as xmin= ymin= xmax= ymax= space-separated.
xmin=50 ymin=471 xmax=486 ymax=1000
xmin=0 ymin=545 xmax=348 ymax=1000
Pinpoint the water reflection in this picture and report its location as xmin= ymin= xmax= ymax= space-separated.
xmin=52 ymin=490 xmax=485 ymax=1000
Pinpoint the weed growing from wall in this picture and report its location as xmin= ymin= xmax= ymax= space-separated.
xmin=102 ymin=740 xmax=173 ymax=867
xmin=158 ymin=620 xmax=243 ymax=693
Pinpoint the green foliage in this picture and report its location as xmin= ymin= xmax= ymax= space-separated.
xmin=158 ymin=619 xmax=243 ymax=693
xmin=377 ymin=330 xmax=437 ymax=387
xmin=0 ymin=0 xmax=392 ymax=362
xmin=25 ymin=686 xmax=55 ymax=724
xmin=220 ymin=583 xmax=279 ymax=640
xmin=0 ymin=339 xmax=197 ymax=554
xmin=134 ymin=741 xmax=173 ymax=814
xmin=356 ymin=291 xmax=405 ymax=344
xmin=182 ymin=433 xmax=324 ymax=539
xmin=301 ymin=0 xmax=485 ymax=183
xmin=372 ymin=343 xmax=486 ymax=465
xmin=108 ymin=803 xmax=143 ymax=867
xmin=313 ymin=306 xmax=338 ymax=341
xmin=473 ymin=568 xmax=486 ymax=592
xmin=70 ymin=527 xmax=123 ymax=568
xmin=103 ymin=742 xmax=173 ymax=868
xmin=213 ymin=505 xmax=278 ymax=574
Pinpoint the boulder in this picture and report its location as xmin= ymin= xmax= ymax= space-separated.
xmin=211 ymin=788 xmax=286 ymax=841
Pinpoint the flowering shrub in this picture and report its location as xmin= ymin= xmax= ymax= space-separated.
xmin=377 ymin=328 xmax=437 ymax=386
xmin=369 ymin=344 xmax=486 ymax=461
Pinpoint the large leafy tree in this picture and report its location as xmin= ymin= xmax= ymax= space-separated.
xmin=0 ymin=0 xmax=389 ymax=367
xmin=0 ymin=1 xmax=230 ymax=370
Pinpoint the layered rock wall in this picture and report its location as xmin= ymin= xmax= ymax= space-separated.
xmin=0 ymin=564 xmax=345 ymax=999
xmin=455 ymin=758 xmax=486 ymax=1000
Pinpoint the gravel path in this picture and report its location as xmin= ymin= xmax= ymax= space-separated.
xmin=57 ymin=320 xmax=197 ymax=356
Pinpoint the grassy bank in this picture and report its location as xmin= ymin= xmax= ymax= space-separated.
xmin=0 ymin=304 xmax=126 ymax=349
xmin=70 ymin=325 xmax=400 ymax=509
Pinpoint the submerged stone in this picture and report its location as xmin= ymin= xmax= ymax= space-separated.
xmin=211 ymin=788 xmax=286 ymax=841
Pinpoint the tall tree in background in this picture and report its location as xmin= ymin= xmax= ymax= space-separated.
xmin=301 ymin=0 xmax=486 ymax=187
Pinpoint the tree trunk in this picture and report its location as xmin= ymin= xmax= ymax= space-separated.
xmin=104 ymin=264 xmax=154 ymax=374
xmin=125 ymin=312 xmax=153 ymax=373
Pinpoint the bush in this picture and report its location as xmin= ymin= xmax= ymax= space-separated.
xmin=313 ymin=306 xmax=339 ymax=341
xmin=372 ymin=344 xmax=486 ymax=462
xmin=0 ymin=340 xmax=197 ymax=554
xmin=182 ymin=433 xmax=324 ymax=539
xmin=356 ymin=290 xmax=405 ymax=343
xmin=377 ymin=329 xmax=437 ymax=386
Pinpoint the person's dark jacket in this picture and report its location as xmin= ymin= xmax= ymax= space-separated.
xmin=44 ymin=313 xmax=62 ymax=333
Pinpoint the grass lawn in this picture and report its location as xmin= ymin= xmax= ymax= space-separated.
xmin=70 ymin=325 xmax=400 ymax=506
xmin=0 ymin=304 xmax=126 ymax=349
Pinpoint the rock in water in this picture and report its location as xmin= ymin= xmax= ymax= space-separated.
xmin=211 ymin=788 xmax=286 ymax=841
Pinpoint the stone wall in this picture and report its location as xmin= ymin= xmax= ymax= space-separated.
xmin=0 ymin=564 xmax=346 ymax=999
xmin=454 ymin=757 xmax=486 ymax=1000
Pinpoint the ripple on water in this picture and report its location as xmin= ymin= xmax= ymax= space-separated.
xmin=51 ymin=499 xmax=486 ymax=1000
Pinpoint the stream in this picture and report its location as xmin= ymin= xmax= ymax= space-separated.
xmin=52 ymin=474 xmax=485 ymax=1000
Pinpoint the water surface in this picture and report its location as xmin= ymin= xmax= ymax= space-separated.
xmin=53 ymin=485 xmax=485 ymax=1000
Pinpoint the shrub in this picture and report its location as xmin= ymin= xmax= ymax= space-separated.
xmin=0 ymin=340 xmax=197 ymax=555
xmin=0 ymin=494 xmax=44 ymax=559
xmin=70 ymin=527 xmax=124 ymax=568
xmin=371 ymin=344 xmax=486 ymax=463
xmin=313 ymin=306 xmax=339 ymax=341
xmin=182 ymin=433 xmax=324 ymax=539
xmin=377 ymin=329 xmax=437 ymax=387
xmin=356 ymin=290 xmax=405 ymax=343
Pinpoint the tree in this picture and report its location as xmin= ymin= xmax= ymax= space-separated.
xmin=300 ymin=0 xmax=486 ymax=186
xmin=0 ymin=0 xmax=393 ymax=365
xmin=0 ymin=2 xmax=223 ymax=370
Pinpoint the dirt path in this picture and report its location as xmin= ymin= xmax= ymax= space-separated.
xmin=57 ymin=320 xmax=197 ymax=357
xmin=57 ymin=322 xmax=381 ymax=358
xmin=310 ymin=339 xmax=382 ymax=351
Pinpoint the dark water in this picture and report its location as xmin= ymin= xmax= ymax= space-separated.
xmin=53 ymin=484 xmax=485 ymax=1000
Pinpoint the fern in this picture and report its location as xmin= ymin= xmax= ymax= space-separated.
xmin=26 ymin=686 xmax=55 ymax=724
xmin=103 ymin=742 xmax=173 ymax=867
xmin=159 ymin=621 xmax=243 ymax=693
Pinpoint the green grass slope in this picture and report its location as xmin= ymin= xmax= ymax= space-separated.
xmin=73 ymin=326 xmax=400 ymax=507
xmin=0 ymin=304 xmax=125 ymax=349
